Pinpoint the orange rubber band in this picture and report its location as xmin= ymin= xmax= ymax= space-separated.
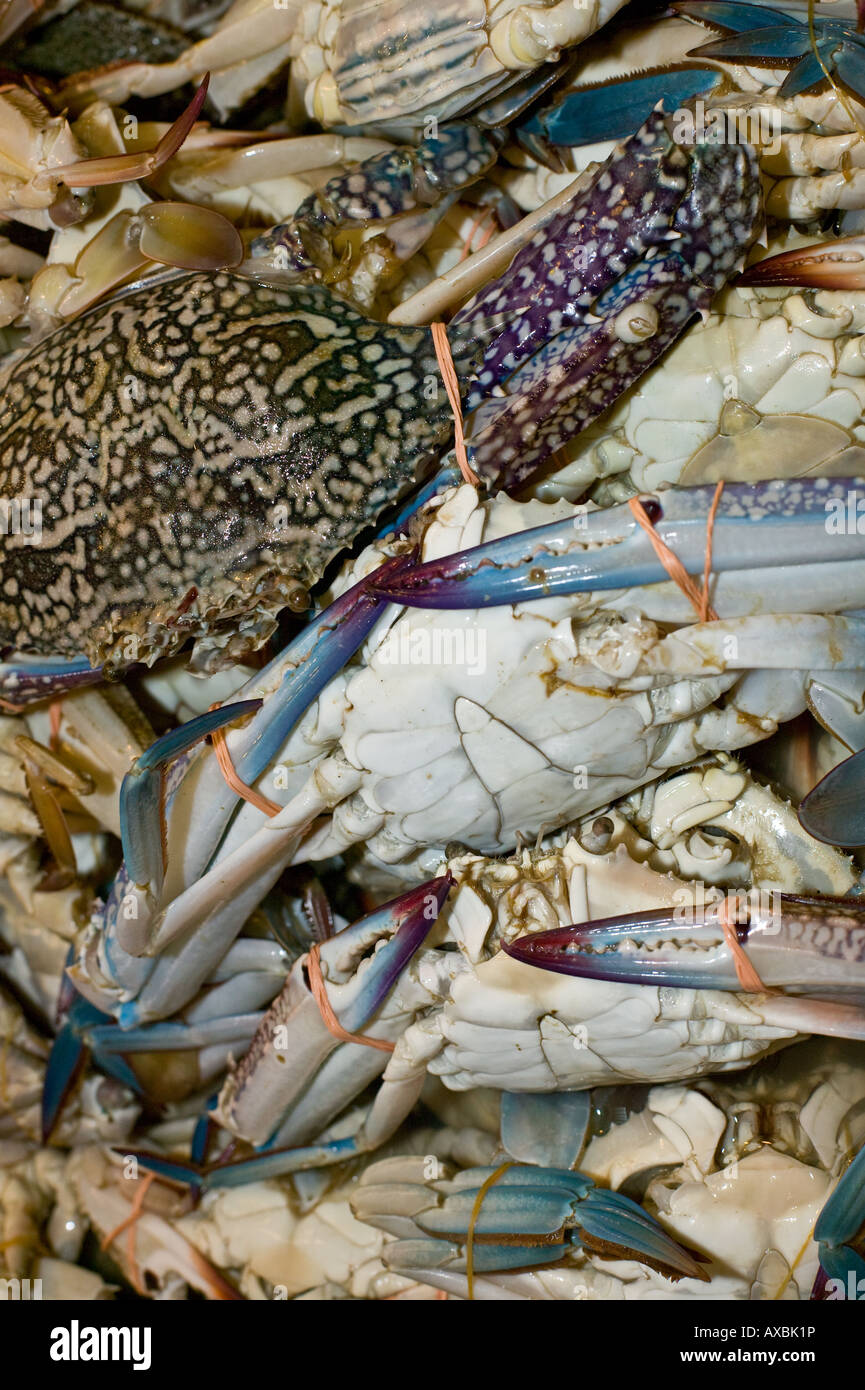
xmin=208 ymin=704 xmax=281 ymax=818
xmin=459 ymin=206 xmax=496 ymax=262
xmin=100 ymin=1171 xmax=156 ymax=1296
xmin=305 ymin=940 xmax=396 ymax=1053
xmin=718 ymin=895 xmax=767 ymax=994
xmin=431 ymin=320 xmax=481 ymax=488
xmin=48 ymin=698 xmax=63 ymax=751
xmin=466 ymin=1161 xmax=514 ymax=1301
xmin=0 ymin=695 xmax=30 ymax=713
xmin=628 ymin=480 xmax=724 ymax=623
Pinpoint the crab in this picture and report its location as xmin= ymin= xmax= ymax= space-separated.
xmin=102 ymin=756 xmax=863 ymax=1202
xmin=0 ymin=110 xmax=760 ymax=688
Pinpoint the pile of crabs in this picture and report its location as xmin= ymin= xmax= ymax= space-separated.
xmin=6 ymin=0 xmax=865 ymax=1301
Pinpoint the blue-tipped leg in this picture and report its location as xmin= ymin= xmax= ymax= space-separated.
xmin=130 ymin=1134 xmax=366 ymax=1189
xmin=415 ymin=1165 xmax=708 ymax=1281
xmin=675 ymin=1 xmax=865 ymax=105
xmin=43 ymin=991 xmax=143 ymax=1141
xmin=119 ymin=700 xmax=262 ymax=889
xmin=813 ymin=1145 xmax=865 ymax=1298
xmin=373 ymin=479 xmax=865 ymax=610
xmin=0 ymin=653 xmax=103 ymax=708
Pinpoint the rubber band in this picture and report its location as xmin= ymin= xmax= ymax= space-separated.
xmin=466 ymin=1160 xmax=514 ymax=1301
xmin=718 ymin=895 xmax=767 ymax=994
xmin=628 ymin=479 xmax=724 ymax=623
xmin=459 ymin=207 xmax=496 ymax=263
xmin=101 ymin=1171 xmax=156 ymax=1296
xmin=431 ymin=320 xmax=481 ymax=488
xmin=701 ymin=480 xmax=725 ymax=623
xmin=48 ymin=698 xmax=63 ymax=752
xmin=208 ymin=704 xmax=282 ymax=818
xmin=305 ymin=940 xmax=396 ymax=1053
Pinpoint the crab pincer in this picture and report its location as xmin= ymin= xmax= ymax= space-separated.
xmin=373 ymin=478 xmax=865 ymax=610
xmin=356 ymin=1162 xmax=709 ymax=1285
xmin=505 ymin=892 xmax=865 ymax=1040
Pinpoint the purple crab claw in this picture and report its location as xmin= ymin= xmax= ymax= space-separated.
xmin=142 ymin=873 xmax=457 ymax=1180
xmin=504 ymin=893 xmax=865 ymax=1037
xmin=325 ymin=873 xmax=454 ymax=1037
xmin=799 ymin=749 xmax=865 ymax=849
xmin=373 ymin=478 xmax=865 ymax=609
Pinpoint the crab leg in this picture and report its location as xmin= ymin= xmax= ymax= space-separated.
xmin=813 ymin=1145 xmax=865 ymax=1293
xmin=800 ymin=749 xmax=865 ymax=848
xmin=119 ymin=700 xmax=262 ymax=893
xmin=0 ymin=655 xmax=103 ymax=707
xmin=42 ymin=992 xmax=144 ymax=1142
xmin=32 ymin=78 xmax=210 ymax=191
xmin=98 ymin=552 xmax=415 ymax=1012
xmin=375 ymin=479 xmax=865 ymax=609
xmin=355 ymin=1162 xmax=708 ymax=1284
xmin=505 ymin=893 xmax=865 ymax=1037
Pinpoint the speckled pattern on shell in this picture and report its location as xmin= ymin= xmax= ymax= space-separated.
xmin=0 ymin=272 xmax=450 ymax=668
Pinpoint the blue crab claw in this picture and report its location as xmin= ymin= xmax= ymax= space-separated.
xmin=799 ymin=749 xmax=865 ymax=849
xmin=387 ymin=1166 xmax=708 ymax=1282
xmin=373 ymin=479 xmax=865 ymax=609
xmin=516 ymin=68 xmax=723 ymax=161
xmin=813 ymin=1146 xmax=865 ymax=1296
xmin=739 ymin=236 xmax=865 ymax=292
xmin=117 ymin=549 xmax=416 ymax=919
xmin=504 ymin=893 xmax=865 ymax=1037
xmin=676 ymin=1 xmax=865 ymax=103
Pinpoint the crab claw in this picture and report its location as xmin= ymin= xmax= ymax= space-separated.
xmin=357 ymin=1162 xmax=709 ymax=1283
xmin=799 ymin=749 xmax=865 ymax=849
xmin=373 ymin=479 xmax=865 ymax=609
xmin=321 ymin=873 xmax=453 ymax=1036
xmin=739 ymin=236 xmax=865 ymax=291
xmin=504 ymin=892 xmax=865 ymax=1037
xmin=190 ymin=874 xmax=454 ymax=1161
